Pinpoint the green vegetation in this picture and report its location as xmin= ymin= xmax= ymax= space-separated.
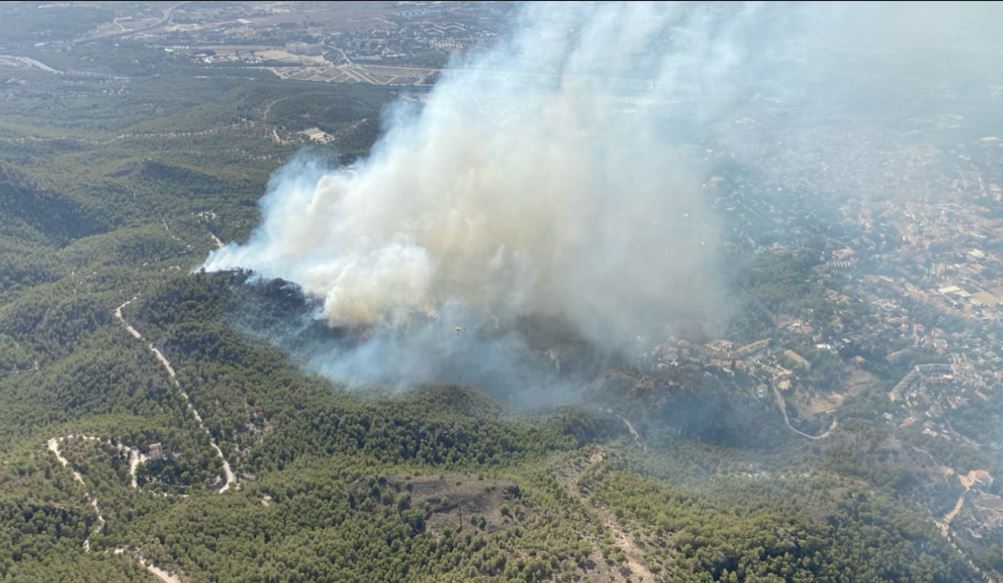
xmin=0 ymin=4 xmax=112 ymax=47
xmin=0 ymin=36 xmax=991 ymax=583
xmin=583 ymin=455 xmax=971 ymax=582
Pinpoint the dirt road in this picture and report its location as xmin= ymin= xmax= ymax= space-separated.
xmin=47 ymin=436 xmax=104 ymax=552
xmin=47 ymin=435 xmax=182 ymax=581
xmin=560 ymin=447 xmax=656 ymax=582
xmin=115 ymin=298 xmax=237 ymax=493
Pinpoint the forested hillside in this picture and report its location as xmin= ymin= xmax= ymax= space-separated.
xmin=0 ymin=11 xmax=994 ymax=583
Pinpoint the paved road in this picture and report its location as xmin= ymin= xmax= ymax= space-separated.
xmin=771 ymin=385 xmax=837 ymax=440
xmin=75 ymin=2 xmax=192 ymax=44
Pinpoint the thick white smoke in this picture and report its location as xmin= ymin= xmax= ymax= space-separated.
xmin=205 ymin=3 xmax=738 ymax=349
xmin=204 ymin=1 xmax=1003 ymax=395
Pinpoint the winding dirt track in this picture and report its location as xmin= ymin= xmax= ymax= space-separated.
xmin=560 ymin=447 xmax=656 ymax=582
xmin=130 ymin=551 xmax=182 ymax=583
xmin=46 ymin=437 xmax=180 ymax=582
xmin=41 ymin=293 xmax=243 ymax=581
xmin=47 ymin=437 xmax=104 ymax=552
xmin=115 ymin=298 xmax=237 ymax=493
xmin=934 ymin=472 xmax=999 ymax=582
xmin=615 ymin=412 xmax=644 ymax=449
xmin=43 ymin=290 xmax=242 ymax=577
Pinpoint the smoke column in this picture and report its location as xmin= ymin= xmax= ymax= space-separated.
xmin=203 ymin=2 xmax=738 ymax=394
xmin=203 ymin=2 xmax=1003 ymax=396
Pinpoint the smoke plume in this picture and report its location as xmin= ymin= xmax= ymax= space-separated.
xmin=204 ymin=3 xmax=735 ymax=393
xmin=203 ymin=2 xmax=1003 ymax=396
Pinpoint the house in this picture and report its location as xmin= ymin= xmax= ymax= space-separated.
xmin=783 ymin=349 xmax=811 ymax=370
xmin=971 ymin=469 xmax=994 ymax=489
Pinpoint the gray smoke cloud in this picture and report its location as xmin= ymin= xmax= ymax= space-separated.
xmin=202 ymin=2 xmax=1003 ymax=397
xmin=207 ymin=3 xmax=733 ymax=338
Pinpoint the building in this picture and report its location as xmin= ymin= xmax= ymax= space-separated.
xmin=783 ymin=349 xmax=811 ymax=370
xmin=286 ymin=42 xmax=324 ymax=56
xmin=971 ymin=469 xmax=994 ymax=490
xmin=148 ymin=442 xmax=164 ymax=461
xmin=972 ymin=291 xmax=1001 ymax=306
xmin=299 ymin=127 xmax=335 ymax=144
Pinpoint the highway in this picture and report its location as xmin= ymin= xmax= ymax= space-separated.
xmin=75 ymin=1 xmax=192 ymax=44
